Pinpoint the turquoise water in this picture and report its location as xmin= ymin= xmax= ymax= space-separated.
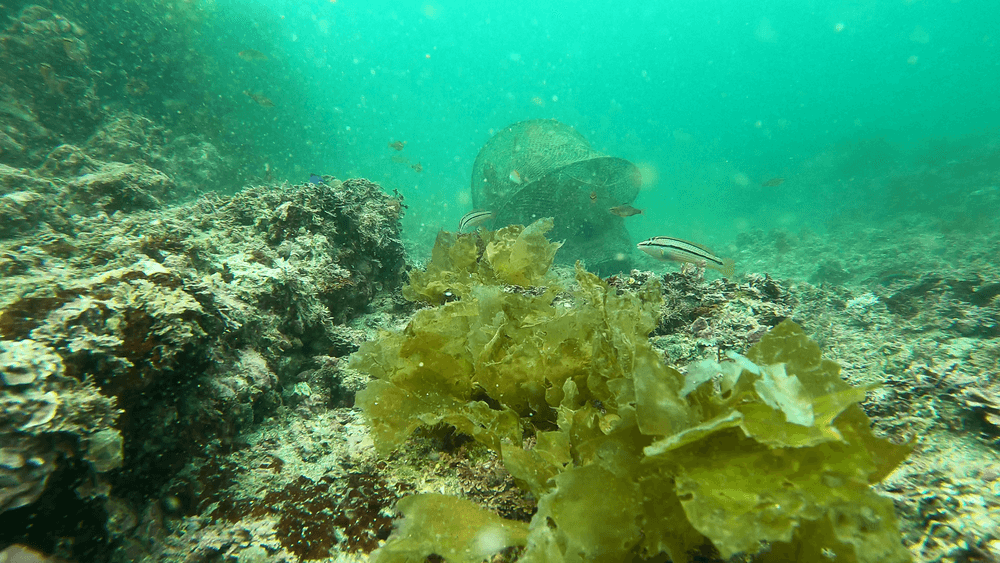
xmin=7 ymin=0 xmax=998 ymax=262
xmin=195 ymin=0 xmax=999 ymax=255
xmin=2 ymin=3 xmax=999 ymax=559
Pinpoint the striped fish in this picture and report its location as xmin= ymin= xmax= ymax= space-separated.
xmin=637 ymin=236 xmax=736 ymax=277
xmin=458 ymin=210 xmax=495 ymax=232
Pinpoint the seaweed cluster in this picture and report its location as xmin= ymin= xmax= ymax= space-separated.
xmin=350 ymin=219 xmax=914 ymax=563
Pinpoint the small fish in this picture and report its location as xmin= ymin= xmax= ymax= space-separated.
xmin=874 ymin=269 xmax=915 ymax=286
xmin=309 ymin=173 xmax=324 ymax=185
xmin=761 ymin=177 xmax=785 ymax=187
xmin=238 ymin=49 xmax=268 ymax=61
xmin=609 ymin=205 xmax=643 ymax=218
xmin=411 ymin=162 xmax=423 ymax=172
xmin=62 ymin=38 xmax=87 ymax=63
xmin=971 ymin=282 xmax=1000 ymax=306
xmin=39 ymin=63 xmax=66 ymax=95
xmin=458 ymin=210 xmax=495 ymax=232
xmin=509 ymin=169 xmax=523 ymax=184
xmin=388 ymin=141 xmax=406 ymax=151
xmin=590 ymin=191 xmax=598 ymax=204
xmin=243 ymin=90 xmax=275 ymax=107
xmin=637 ymin=236 xmax=736 ymax=277
xmin=124 ymin=76 xmax=148 ymax=97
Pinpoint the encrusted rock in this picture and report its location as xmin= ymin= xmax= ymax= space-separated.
xmin=0 ymin=339 xmax=61 ymax=386
xmin=85 ymin=428 xmax=124 ymax=473
xmin=67 ymin=161 xmax=174 ymax=213
xmin=0 ymin=6 xmax=101 ymax=155
xmin=0 ymin=339 xmax=121 ymax=514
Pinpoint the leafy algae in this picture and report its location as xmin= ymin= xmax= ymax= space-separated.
xmin=349 ymin=219 xmax=913 ymax=563
xmin=372 ymin=494 xmax=529 ymax=563
xmin=402 ymin=217 xmax=561 ymax=304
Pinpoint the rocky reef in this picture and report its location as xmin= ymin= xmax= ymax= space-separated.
xmin=2 ymin=166 xmax=999 ymax=562
xmin=0 ymin=144 xmax=406 ymax=559
xmin=0 ymin=6 xmax=101 ymax=164
xmin=0 ymin=3 xmax=242 ymax=195
xmin=84 ymin=220 xmax=993 ymax=563
xmin=0 ymin=4 xmax=408 ymax=560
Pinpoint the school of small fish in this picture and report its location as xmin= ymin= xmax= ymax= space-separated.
xmin=384 ymin=140 xmax=423 ymax=172
xmin=233 ymin=71 xmax=735 ymax=278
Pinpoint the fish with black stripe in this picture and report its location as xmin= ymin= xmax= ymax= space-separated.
xmin=458 ymin=210 xmax=495 ymax=232
xmin=637 ymin=236 xmax=736 ymax=277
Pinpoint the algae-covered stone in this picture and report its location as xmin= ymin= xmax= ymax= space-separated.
xmin=0 ymin=340 xmax=62 ymax=386
xmin=0 ymin=339 xmax=120 ymax=514
xmin=85 ymin=428 xmax=123 ymax=473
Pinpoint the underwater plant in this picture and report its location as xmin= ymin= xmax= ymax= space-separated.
xmin=349 ymin=218 xmax=913 ymax=563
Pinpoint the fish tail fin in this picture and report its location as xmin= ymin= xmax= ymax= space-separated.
xmin=717 ymin=257 xmax=736 ymax=277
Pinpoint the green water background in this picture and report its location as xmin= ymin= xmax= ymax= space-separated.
xmin=4 ymin=0 xmax=998 ymax=269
